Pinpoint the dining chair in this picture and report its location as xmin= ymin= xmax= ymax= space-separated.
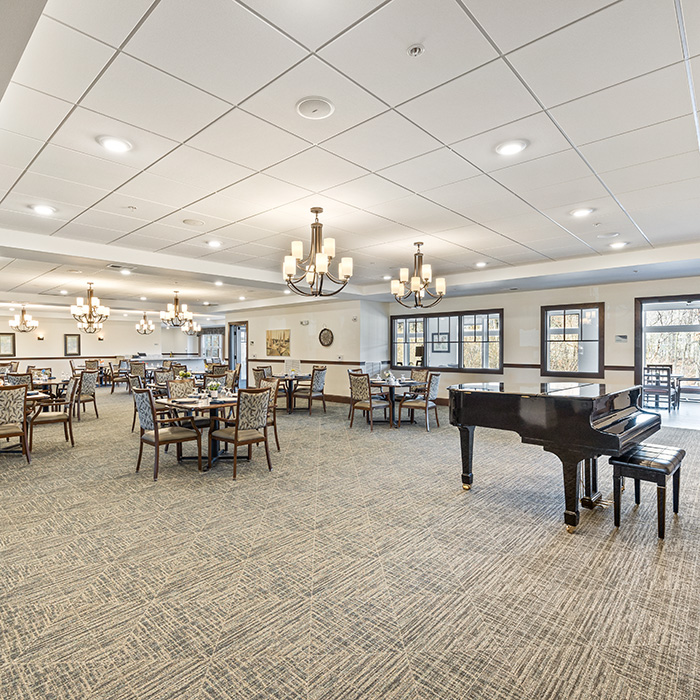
xmin=0 ymin=385 xmax=30 ymax=463
xmin=207 ymin=387 xmax=271 ymax=478
xmin=0 ymin=363 xmax=11 ymax=376
xmin=109 ymin=362 xmax=130 ymax=393
xmin=5 ymin=372 xmax=33 ymax=389
xmin=162 ymin=359 xmax=172 ymax=370
xmin=30 ymin=368 xmax=52 ymax=380
xmin=224 ymin=368 xmax=238 ymax=392
xmin=133 ymin=388 xmax=202 ymax=480
xmin=397 ymin=372 xmax=441 ymax=431
xmin=130 ymin=362 xmax=146 ymax=381
xmin=293 ymin=366 xmax=327 ymax=414
xmin=28 ymin=376 xmax=79 ymax=450
xmin=167 ymin=378 xmax=196 ymax=399
xmin=85 ymin=359 xmax=100 ymax=371
xmin=348 ymin=372 xmax=390 ymax=431
xmin=153 ymin=369 xmax=175 ymax=395
xmin=76 ymin=370 xmax=99 ymax=420
xmin=642 ymin=366 xmax=677 ymax=411
xmin=252 ymin=367 xmax=267 ymax=388
xmin=260 ymin=377 xmax=281 ymax=451
xmin=9 ymin=361 xmax=19 ymax=373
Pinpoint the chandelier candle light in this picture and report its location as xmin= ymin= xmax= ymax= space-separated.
xmin=160 ymin=291 xmax=192 ymax=327
xmin=135 ymin=311 xmax=155 ymax=335
xmin=283 ymin=207 xmax=353 ymax=297
xmin=9 ymin=305 xmax=39 ymax=333
xmin=391 ymin=242 xmax=446 ymax=308
xmin=181 ymin=319 xmax=201 ymax=336
xmin=71 ymin=283 xmax=110 ymax=333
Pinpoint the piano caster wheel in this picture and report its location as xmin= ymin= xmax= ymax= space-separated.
xmin=566 ymin=525 xmax=576 ymax=534
xmin=462 ymin=484 xmax=471 ymax=490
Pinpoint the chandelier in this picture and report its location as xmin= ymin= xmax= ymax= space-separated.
xmin=283 ymin=207 xmax=353 ymax=297
xmin=9 ymin=305 xmax=39 ymax=333
xmin=181 ymin=319 xmax=201 ymax=336
xmin=390 ymin=242 xmax=446 ymax=308
xmin=160 ymin=291 xmax=192 ymax=327
xmin=71 ymin=283 xmax=110 ymax=333
xmin=135 ymin=311 xmax=155 ymax=335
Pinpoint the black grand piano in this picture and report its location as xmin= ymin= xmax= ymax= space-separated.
xmin=448 ymin=382 xmax=661 ymax=531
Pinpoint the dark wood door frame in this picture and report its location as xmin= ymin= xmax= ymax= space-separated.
xmin=634 ymin=293 xmax=700 ymax=384
xmin=228 ymin=320 xmax=248 ymax=388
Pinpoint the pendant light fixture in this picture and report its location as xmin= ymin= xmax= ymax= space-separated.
xmin=9 ymin=305 xmax=39 ymax=333
xmin=181 ymin=319 xmax=201 ymax=336
xmin=390 ymin=242 xmax=446 ymax=308
xmin=283 ymin=207 xmax=353 ymax=297
xmin=135 ymin=311 xmax=155 ymax=335
xmin=71 ymin=282 xmax=110 ymax=333
xmin=160 ymin=291 xmax=192 ymax=327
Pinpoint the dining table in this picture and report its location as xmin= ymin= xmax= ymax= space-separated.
xmin=273 ymin=373 xmax=311 ymax=413
xmin=369 ymin=378 xmax=424 ymax=427
xmin=32 ymin=377 xmax=69 ymax=397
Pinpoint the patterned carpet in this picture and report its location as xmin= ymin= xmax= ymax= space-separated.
xmin=1 ymin=388 xmax=698 ymax=699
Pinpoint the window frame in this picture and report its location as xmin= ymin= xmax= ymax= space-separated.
xmin=390 ymin=308 xmax=504 ymax=374
xmin=540 ymin=302 xmax=605 ymax=379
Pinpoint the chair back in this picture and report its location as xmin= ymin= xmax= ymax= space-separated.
xmin=255 ymin=365 xmax=272 ymax=378
xmin=426 ymin=372 xmax=441 ymax=401
xmin=644 ymin=366 xmax=672 ymax=388
xmin=0 ymin=384 xmax=27 ymax=425
xmin=411 ymin=368 xmax=429 ymax=383
xmin=9 ymin=361 xmax=19 ymax=372
xmin=311 ymin=366 xmax=327 ymax=392
xmin=69 ymin=360 xmax=78 ymax=374
xmin=130 ymin=362 xmax=146 ymax=378
xmin=252 ymin=367 xmax=267 ymax=388
xmin=260 ymin=377 xmax=280 ymax=410
xmin=167 ymin=378 xmax=195 ymax=398
xmin=0 ymin=363 xmax=11 ymax=376
xmin=85 ymin=359 xmax=99 ymax=370
xmin=128 ymin=374 xmax=143 ymax=392
xmin=171 ymin=363 xmax=187 ymax=375
xmin=162 ymin=359 xmax=173 ymax=370
xmin=30 ymin=368 xmax=52 ymax=380
xmin=64 ymin=376 xmax=80 ymax=407
xmin=349 ymin=372 xmax=370 ymax=401
xmin=236 ymin=388 xmax=271 ymax=431
xmin=119 ymin=360 xmax=131 ymax=372
xmin=204 ymin=373 xmax=226 ymax=387
xmin=154 ymin=369 xmax=174 ymax=386
xmin=79 ymin=370 xmax=98 ymax=397
xmin=6 ymin=373 xmax=32 ymax=389
xmin=224 ymin=369 xmax=238 ymax=390
xmin=133 ymin=388 xmax=156 ymax=432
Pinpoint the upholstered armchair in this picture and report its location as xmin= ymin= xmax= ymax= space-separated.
xmin=109 ymin=362 xmax=130 ymax=393
xmin=398 ymin=372 xmax=441 ymax=431
xmin=259 ymin=376 xmax=281 ymax=451
xmin=29 ymin=376 xmax=79 ymax=450
xmin=293 ymin=366 xmax=327 ymax=415
xmin=0 ymin=385 xmax=30 ymax=463
xmin=348 ymin=372 xmax=389 ymax=431
xmin=76 ymin=370 xmax=99 ymax=420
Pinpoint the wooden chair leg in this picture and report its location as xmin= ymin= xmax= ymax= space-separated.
xmin=273 ymin=420 xmax=280 ymax=451
xmin=153 ymin=445 xmax=160 ymax=481
xmin=68 ymin=417 xmax=74 ymax=447
xmin=93 ymin=399 xmax=99 ymax=419
xmin=322 ymin=394 xmax=326 ymax=412
xmin=634 ymin=479 xmax=641 ymax=505
xmin=308 ymin=396 xmax=312 ymax=415
xmin=176 ymin=442 xmax=182 ymax=461
xmin=435 ymin=406 xmax=440 ymax=427
xmin=264 ymin=436 xmax=272 ymax=471
xmin=63 ymin=422 xmax=69 ymax=443
xmin=233 ymin=444 xmax=238 ymax=479
xmin=425 ymin=407 xmax=430 ymax=432
xmin=28 ymin=424 xmax=34 ymax=452
xmin=131 ymin=407 xmax=137 ymax=432
xmin=136 ymin=439 xmax=143 ymax=472
xmin=369 ymin=410 xmax=374 ymax=432
xmin=22 ymin=433 xmax=31 ymax=464
xmin=350 ymin=405 xmax=355 ymax=428
xmin=197 ymin=435 xmax=202 ymax=472
xmin=207 ymin=430 xmax=213 ymax=471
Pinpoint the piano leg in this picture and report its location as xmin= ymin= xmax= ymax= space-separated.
xmin=458 ymin=425 xmax=475 ymax=490
xmin=580 ymin=457 xmax=603 ymax=509
xmin=548 ymin=449 xmax=581 ymax=531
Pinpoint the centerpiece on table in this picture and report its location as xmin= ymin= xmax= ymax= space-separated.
xmin=178 ymin=370 xmax=192 ymax=379
xmin=207 ymin=381 xmax=221 ymax=398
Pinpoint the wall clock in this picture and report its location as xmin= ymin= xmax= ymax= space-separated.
xmin=319 ymin=328 xmax=334 ymax=347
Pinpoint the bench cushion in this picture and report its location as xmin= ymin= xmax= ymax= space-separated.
xmin=610 ymin=443 xmax=685 ymax=475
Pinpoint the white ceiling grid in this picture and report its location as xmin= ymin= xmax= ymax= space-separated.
xmin=0 ymin=0 xmax=696 ymax=311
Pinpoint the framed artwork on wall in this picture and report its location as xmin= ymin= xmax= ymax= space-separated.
xmin=431 ymin=332 xmax=449 ymax=353
xmin=0 ymin=333 xmax=16 ymax=357
xmin=266 ymin=329 xmax=290 ymax=356
xmin=64 ymin=334 xmax=81 ymax=356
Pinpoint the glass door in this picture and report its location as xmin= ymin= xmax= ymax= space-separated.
xmin=228 ymin=322 xmax=248 ymax=388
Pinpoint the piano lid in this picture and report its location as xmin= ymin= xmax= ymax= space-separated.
xmin=448 ymin=382 xmax=640 ymax=398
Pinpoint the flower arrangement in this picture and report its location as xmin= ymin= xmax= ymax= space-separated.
xmin=383 ymin=370 xmax=394 ymax=380
xmin=207 ymin=381 xmax=221 ymax=391
xmin=178 ymin=370 xmax=192 ymax=379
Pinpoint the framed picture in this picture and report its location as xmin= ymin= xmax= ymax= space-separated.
xmin=431 ymin=332 xmax=449 ymax=353
xmin=64 ymin=333 xmax=81 ymax=356
xmin=0 ymin=333 xmax=16 ymax=357
xmin=266 ymin=329 xmax=290 ymax=357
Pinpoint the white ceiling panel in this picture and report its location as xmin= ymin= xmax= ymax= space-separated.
xmin=324 ymin=210 xmax=413 ymax=236
xmin=13 ymin=172 xmax=109 ymax=208
xmin=10 ymin=16 xmax=115 ymax=103
xmin=67 ymin=209 xmax=148 ymax=233
xmin=467 ymin=0 xmax=612 ymax=54
xmin=187 ymin=192 xmax=263 ymax=223
xmin=0 ymin=189 xmax=87 ymax=220
xmin=616 ymin=177 xmax=700 ymax=211
xmin=320 ymin=0 xmax=497 ymax=106
xmin=208 ymin=222 xmax=275 ymax=243
xmin=114 ymin=172 xmax=209 ymax=209
xmin=368 ymin=195 xmax=469 ymax=232
xmin=188 ymin=109 xmax=310 ymax=171
xmin=264 ymin=148 xmax=367 ymax=192
xmin=43 ymin=0 xmax=154 ymax=47
xmin=52 ymin=223 xmax=124 ymax=244
xmin=549 ymin=63 xmax=693 ymax=146
xmin=93 ymin=192 xmax=176 ymax=221
xmin=378 ymin=147 xmax=480 ymax=193
xmin=601 ymin=152 xmax=700 ymax=196
xmin=146 ymin=146 xmax=253 ymax=191
xmin=433 ymin=225 xmax=515 ymax=251
xmin=0 ymin=208 xmax=71 ymax=235
xmin=630 ymin=198 xmax=700 ymax=245
xmin=0 ymin=165 xmax=21 ymax=193
xmin=80 ymin=53 xmax=230 ymax=141
xmin=128 ymin=222 xmax=201 ymax=243
xmin=522 ymin=175 xmax=611 ymax=212
xmin=125 ymin=0 xmax=307 ymax=105
xmin=0 ymin=83 xmax=73 ymax=142
xmin=508 ymin=0 xmax=682 ymax=107
xmin=323 ymin=175 xmax=411 ymax=209
xmin=241 ymin=57 xmax=386 ymax=143
xmin=157 ymin=210 xmax=232 ymax=234
xmin=399 ymin=59 xmax=542 ymax=145
xmin=109 ymin=233 xmax=177 ymax=252
xmin=424 ymin=174 xmax=521 ymax=217
xmin=220 ymin=173 xmax=310 ymax=209
xmin=0 ymin=130 xmax=44 ymax=170
xmin=322 ymin=111 xmax=442 ymax=171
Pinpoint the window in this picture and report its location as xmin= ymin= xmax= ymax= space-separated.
xmin=541 ymin=303 xmax=604 ymax=377
xmin=200 ymin=327 xmax=225 ymax=360
xmin=391 ymin=309 xmax=503 ymax=372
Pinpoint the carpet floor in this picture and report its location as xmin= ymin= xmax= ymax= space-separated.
xmin=1 ymin=388 xmax=698 ymax=699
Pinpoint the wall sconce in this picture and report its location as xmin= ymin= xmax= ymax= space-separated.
xmin=97 ymin=335 xmax=105 ymax=341
xmin=37 ymin=333 xmax=45 ymax=341
xmin=300 ymin=320 xmax=309 ymax=326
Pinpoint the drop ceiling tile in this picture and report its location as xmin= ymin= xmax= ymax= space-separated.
xmin=187 ymin=193 xmax=263 ymax=222
xmin=10 ymin=16 xmax=115 ymax=103
xmin=0 ymin=83 xmax=73 ymax=142
xmin=68 ymin=209 xmax=148 ymax=233
xmin=320 ymin=0 xmax=497 ymax=105
xmin=0 ymin=208 xmax=70 ymax=234
xmin=0 ymin=130 xmax=44 ymax=170
xmin=130 ymin=222 xmax=200 ymax=243
xmin=399 ymin=59 xmax=542 ymax=145
xmin=146 ymin=146 xmax=253 ymax=191
xmin=435 ymin=225 xmax=523 ymax=250
xmin=631 ymin=198 xmax=700 ymax=246
xmin=220 ymin=173 xmax=311 ymax=209
xmin=241 ymin=0 xmax=384 ymax=50
xmin=579 ymin=116 xmax=699 ymax=173
xmin=206 ymin=222 xmax=270 ymax=243
xmin=323 ymin=175 xmax=411 ymax=208
xmin=264 ymin=148 xmax=367 ymax=191
xmin=467 ymin=0 xmax=612 ymax=53
xmin=616 ymin=177 xmax=700 ymax=211
xmin=227 ymin=241 xmax=280 ymax=258
xmin=43 ymin=0 xmax=154 ymax=47
xmin=322 ymin=111 xmax=442 ymax=171
xmin=1 ymin=189 xmax=88 ymax=219
xmin=188 ymin=109 xmax=310 ymax=171
xmin=522 ymin=175 xmax=611 ymax=211
xmin=29 ymin=145 xmax=138 ymax=190
xmin=94 ymin=192 xmax=176 ymax=221
xmin=549 ymin=63 xmax=692 ymax=146
xmin=52 ymin=224 xmax=124 ymax=244
xmin=241 ymin=195 xmax=356 ymax=234
xmin=155 ymin=241 xmax=220 ymax=258
xmin=424 ymin=175 xmax=526 ymax=219
xmin=204 ymin=249 xmax=257 ymax=265
xmin=157 ymin=210 xmax=232 ymax=233
xmin=378 ymin=148 xmax=480 ymax=193
xmin=486 ymin=213 xmax=571 ymax=240
xmin=491 ymin=149 xmax=592 ymax=192
xmin=81 ymin=53 xmax=230 ymax=142
xmin=323 ymin=210 xmax=412 ymax=236
xmin=368 ymin=195 xmax=469 ymax=232
xmin=12 ymin=172 xmax=109 ymax=208
xmin=238 ymin=208 xmax=313 ymax=233
xmin=602 ymin=152 xmax=700 ymax=195
xmin=125 ymin=0 xmax=306 ymax=104
xmin=115 ymin=172 xmax=209 ymax=208
xmin=242 ymin=57 xmax=386 ymax=142
xmin=0 ymin=165 xmax=21 ymax=192
xmin=111 ymin=233 xmax=178 ymax=252
xmin=508 ymin=0 xmax=682 ymax=107
xmin=541 ymin=196 xmax=635 ymax=238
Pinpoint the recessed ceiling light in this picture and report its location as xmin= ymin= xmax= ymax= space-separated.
xmin=239 ymin=296 xmax=246 ymax=301
xmin=597 ymin=232 xmax=619 ymax=239
xmin=120 ymin=269 xmax=131 ymax=275
xmin=207 ymin=240 xmax=221 ymax=248
xmin=183 ymin=218 xmax=205 ymax=226
xmin=140 ymin=296 xmax=147 ymax=301
xmin=123 ymin=313 xmax=128 ymax=317
xmin=495 ymin=139 xmax=529 ymax=156
xmin=296 ymin=96 xmax=334 ymax=120
xmin=30 ymin=204 xmax=56 ymax=216
xmin=475 ymin=261 xmax=487 ymax=268
xmin=9 ymin=307 xmax=15 ymax=311
xmin=60 ymin=289 xmax=68 ymax=295
xmin=97 ymin=136 xmax=132 ymax=153
xmin=284 ymin=290 xmax=291 ymax=295
xmin=570 ymin=207 xmax=595 ymax=217
xmin=609 ymin=241 xmax=628 ymax=249
xmin=203 ymin=301 xmax=210 ymax=306
xmin=214 ymin=281 xmax=223 ymax=286
xmin=407 ymin=43 xmax=425 ymax=58
xmin=68 ymin=269 xmax=82 ymax=274
xmin=207 ymin=318 xmax=211 ymax=321
xmin=383 ymin=275 xmax=392 ymax=280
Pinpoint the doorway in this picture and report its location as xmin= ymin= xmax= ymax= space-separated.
xmin=228 ymin=321 xmax=248 ymax=388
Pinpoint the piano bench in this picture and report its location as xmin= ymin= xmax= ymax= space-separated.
xmin=610 ymin=443 xmax=686 ymax=539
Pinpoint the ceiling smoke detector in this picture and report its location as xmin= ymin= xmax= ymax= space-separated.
xmin=296 ymin=96 xmax=334 ymax=120
xmin=407 ymin=43 xmax=425 ymax=58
